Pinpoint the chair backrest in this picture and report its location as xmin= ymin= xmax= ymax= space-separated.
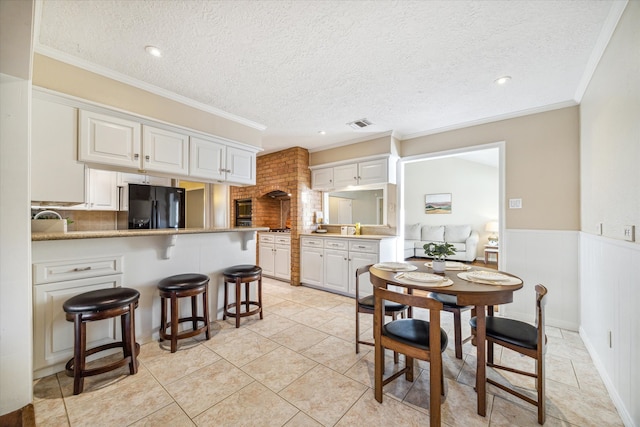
xmin=355 ymin=264 xmax=374 ymax=298
xmin=535 ymin=284 xmax=548 ymax=356
xmin=374 ymin=286 xmax=444 ymax=354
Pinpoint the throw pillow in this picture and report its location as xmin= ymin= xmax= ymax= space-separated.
xmin=421 ymin=225 xmax=445 ymax=242
xmin=445 ymin=225 xmax=472 ymax=243
xmin=405 ymin=223 xmax=421 ymax=240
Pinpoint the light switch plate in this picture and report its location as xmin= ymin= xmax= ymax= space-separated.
xmin=509 ymin=198 xmax=522 ymax=209
xmin=623 ymin=225 xmax=635 ymax=242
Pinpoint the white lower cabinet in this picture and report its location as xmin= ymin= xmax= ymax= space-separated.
xmin=300 ymin=235 xmax=396 ymax=296
xmin=258 ymin=233 xmax=290 ymax=281
xmin=32 ymin=256 xmax=124 ymax=378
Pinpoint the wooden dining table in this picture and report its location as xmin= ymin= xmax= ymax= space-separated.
xmin=368 ymin=261 xmax=523 ymax=417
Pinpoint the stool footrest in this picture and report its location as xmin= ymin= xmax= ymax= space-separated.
xmin=159 ymin=317 xmax=209 ymax=342
xmin=65 ymin=342 xmax=140 ymax=378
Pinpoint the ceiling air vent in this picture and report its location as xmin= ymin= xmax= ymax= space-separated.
xmin=347 ymin=118 xmax=373 ymax=130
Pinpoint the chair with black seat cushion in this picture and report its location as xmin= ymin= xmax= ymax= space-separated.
xmin=158 ymin=273 xmax=211 ymax=353
xmin=355 ymin=265 xmax=407 ymax=363
xmin=374 ymin=285 xmax=448 ymax=427
xmin=470 ymin=284 xmax=548 ymax=425
xmin=223 ymin=264 xmax=263 ymax=328
xmin=429 ymin=292 xmax=472 ymax=359
xmin=63 ymin=287 xmax=140 ymax=395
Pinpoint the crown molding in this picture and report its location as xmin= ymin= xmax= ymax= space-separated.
xmin=33 ymin=45 xmax=267 ymax=131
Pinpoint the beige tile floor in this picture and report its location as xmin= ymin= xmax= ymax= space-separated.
xmin=33 ymin=277 xmax=624 ymax=426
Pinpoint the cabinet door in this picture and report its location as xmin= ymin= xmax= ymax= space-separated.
xmin=333 ymin=163 xmax=359 ymax=188
xmin=323 ymin=249 xmax=349 ymax=293
xmin=189 ymin=136 xmax=226 ymax=181
xmin=226 ymin=146 xmax=256 ymax=185
xmin=142 ymin=125 xmax=189 ymax=175
xmin=79 ymin=110 xmax=141 ymax=169
xmin=358 ymin=158 xmax=388 ymax=186
xmin=33 ymin=275 xmax=121 ymax=375
xmin=300 ymin=247 xmax=324 ymax=286
xmin=87 ymin=168 xmax=119 ymax=211
xmin=348 ymin=252 xmax=378 ymax=296
xmin=311 ymin=167 xmax=334 ymax=190
xmin=259 ymin=244 xmax=275 ymax=277
xmin=274 ymin=245 xmax=291 ymax=280
xmin=31 ymin=98 xmax=85 ymax=204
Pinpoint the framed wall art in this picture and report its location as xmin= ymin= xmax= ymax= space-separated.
xmin=425 ymin=193 xmax=452 ymax=214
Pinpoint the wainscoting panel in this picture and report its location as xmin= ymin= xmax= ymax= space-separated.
xmin=580 ymin=232 xmax=639 ymax=427
xmin=502 ymin=229 xmax=579 ymax=330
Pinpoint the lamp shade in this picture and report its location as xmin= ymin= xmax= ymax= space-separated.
xmin=485 ymin=221 xmax=499 ymax=233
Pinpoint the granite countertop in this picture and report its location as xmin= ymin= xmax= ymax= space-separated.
xmin=299 ymin=232 xmax=397 ymax=240
xmin=31 ymin=227 xmax=269 ymax=241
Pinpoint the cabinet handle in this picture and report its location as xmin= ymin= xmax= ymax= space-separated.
xmin=72 ymin=266 xmax=91 ymax=272
xmin=133 ymin=153 xmax=139 ymax=160
xmin=145 ymin=155 xmax=150 ymax=162
xmin=226 ymin=168 xmax=232 ymax=173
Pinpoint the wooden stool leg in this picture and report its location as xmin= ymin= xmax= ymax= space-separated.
xmin=170 ymin=293 xmax=179 ymax=353
xmin=258 ymin=275 xmax=263 ymax=319
xmin=126 ymin=303 xmax=138 ymax=374
xmin=191 ymin=295 xmax=198 ymax=331
xmin=73 ymin=314 xmax=86 ymax=395
xmin=159 ymin=296 xmax=166 ymax=342
xmin=223 ymin=280 xmax=229 ymax=320
xmin=202 ymin=287 xmax=210 ymax=340
xmin=235 ymin=278 xmax=241 ymax=328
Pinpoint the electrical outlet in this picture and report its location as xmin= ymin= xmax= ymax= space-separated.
xmin=623 ymin=225 xmax=635 ymax=242
xmin=597 ymin=222 xmax=603 ymax=235
xmin=509 ymin=198 xmax=522 ymax=209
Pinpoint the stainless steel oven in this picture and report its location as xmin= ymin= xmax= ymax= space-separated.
xmin=235 ymin=199 xmax=252 ymax=226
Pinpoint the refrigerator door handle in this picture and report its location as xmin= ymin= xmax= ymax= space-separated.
xmin=151 ymin=200 xmax=158 ymax=229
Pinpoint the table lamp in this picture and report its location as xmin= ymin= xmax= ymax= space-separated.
xmin=486 ymin=221 xmax=499 ymax=246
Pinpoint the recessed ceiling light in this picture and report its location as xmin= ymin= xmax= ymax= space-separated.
xmin=494 ymin=76 xmax=511 ymax=85
xmin=145 ymin=45 xmax=162 ymax=57
xmin=318 ymin=130 xmax=326 ymax=135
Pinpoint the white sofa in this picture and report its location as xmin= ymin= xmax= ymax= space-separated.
xmin=404 ymin=224 xmax=479 ymax=262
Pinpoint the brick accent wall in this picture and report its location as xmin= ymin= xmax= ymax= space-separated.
xmin=230 ymin=147 xmax=321 ymax=285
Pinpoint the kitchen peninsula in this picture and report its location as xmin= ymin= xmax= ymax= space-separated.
xmin=31 ymin=226 xmax=266 ymax=378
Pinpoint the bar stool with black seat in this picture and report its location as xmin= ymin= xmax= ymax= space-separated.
xmin=63 ymin=287 xmax=140 ymax=395
xmin=429 ymin=292 xmax=473 ymax=359
xmin=470 ymin=284 xmax=548 ymax=424
xmin=222 ymin=265 xmax=263 ymax=328
xmin=158 ymin=273 xmax=211 ymax=353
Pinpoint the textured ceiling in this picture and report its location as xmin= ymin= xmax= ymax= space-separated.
xmin=35 ymin=0 xmax=622 ymax=153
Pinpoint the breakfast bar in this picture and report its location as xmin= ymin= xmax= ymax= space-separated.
xmin=31 ymin=227 xmax=266 ymax=378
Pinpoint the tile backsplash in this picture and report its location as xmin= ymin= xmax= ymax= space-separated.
xmin=32 ymin=209 xmax=119 ymax=232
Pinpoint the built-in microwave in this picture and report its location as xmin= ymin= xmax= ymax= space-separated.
xmin=235 ymin=198 xmax=252 ymax=226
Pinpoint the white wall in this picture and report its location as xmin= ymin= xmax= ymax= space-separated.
xmin=404 ymin=156 xmax=499 ymax=259
xmin=0 ymin=76 xmax=33 ymax=414
xmin=579 ymin=2 xmax=639 ymax=425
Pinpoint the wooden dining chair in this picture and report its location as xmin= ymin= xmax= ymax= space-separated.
xmin=429 ymin=292 xmax=472 ymax=359
xmin=355 ymin=265 xmax=407 ymax=362
xmin=470 ymin=284 xmax=548 ymax=424
xmin=374 ymin=285 xmax=448 ymax=427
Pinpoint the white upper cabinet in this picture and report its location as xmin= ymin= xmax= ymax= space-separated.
xmin=31 ymin=97 xmax=85 ymax=204
xmin=142 ymin=125 xmax=189 ymax=175
xmin=86 ymin=168 xmax=119 ymax=211
xmin=311 ymin=168 xmax=334 ymax=190
xmin=79 ymin=110 xmax=141 ymax=169
xmin=310 ymin=156 xmax=395 ymax=190
xmin=189 ymin=136 xmax=256 ymax=185
xmin=189 ymin=136 xmax=226 ymax=181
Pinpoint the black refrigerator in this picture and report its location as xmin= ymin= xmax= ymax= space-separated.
xmin=128 ymin=184 xmax=185 ymax=229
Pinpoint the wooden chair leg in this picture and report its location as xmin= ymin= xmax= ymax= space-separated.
xmin=235 ymin=278 xmax=241 ymax=328
xmin=191 ymin=295 xmax=198 ymax=331
xmin=355 ymin=310 xmax=360 ymax=354
xmin=202 ymin=288 xmax=210 ymax=340
xmin=392 ymin=311 xmax=399 ymax=364
xmin=258 ymin=276 xmax=263 ymax=319
xmin=453 ymin=309 xmax=463 ymax=359
xmin=159 ymin=296 xmax=167 ymax=341
xmin=72 ymin=315 xmax=86 ymax=395
xmin=170 ymin=293 xmax=178 ymax=353
xmin=223 ymin=281 xmax=229 ymax=321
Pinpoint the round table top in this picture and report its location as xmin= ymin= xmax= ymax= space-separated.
xmin=369 ymin=261 xmax=523 ymax=306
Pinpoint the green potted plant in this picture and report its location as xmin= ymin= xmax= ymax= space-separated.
xmin=424 ymin=242 xmax=456 ymax=273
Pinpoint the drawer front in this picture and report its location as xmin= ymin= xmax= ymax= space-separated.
xmin=349 ymin=240 xmax=378 ymax=254
xmin=324 ymin=239 xmax=348 ymax=250
xmin=301 ymin=237 xmax=324 ymax=248
xmin=275 ymin=236 xmax=291 ymax=245
xmin=259 ymin=234 xmax=275 ymax=244
xmin=33 ymin=256 xmax=124 ymax=284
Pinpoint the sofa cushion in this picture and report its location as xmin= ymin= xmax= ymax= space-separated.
xmin=421 ymin=225 xmax=444 ymax=242
xmin=445 ymin=225 xmax=471 ymax=243
xmin=405 ymin=223 xmax=421 ymax=241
